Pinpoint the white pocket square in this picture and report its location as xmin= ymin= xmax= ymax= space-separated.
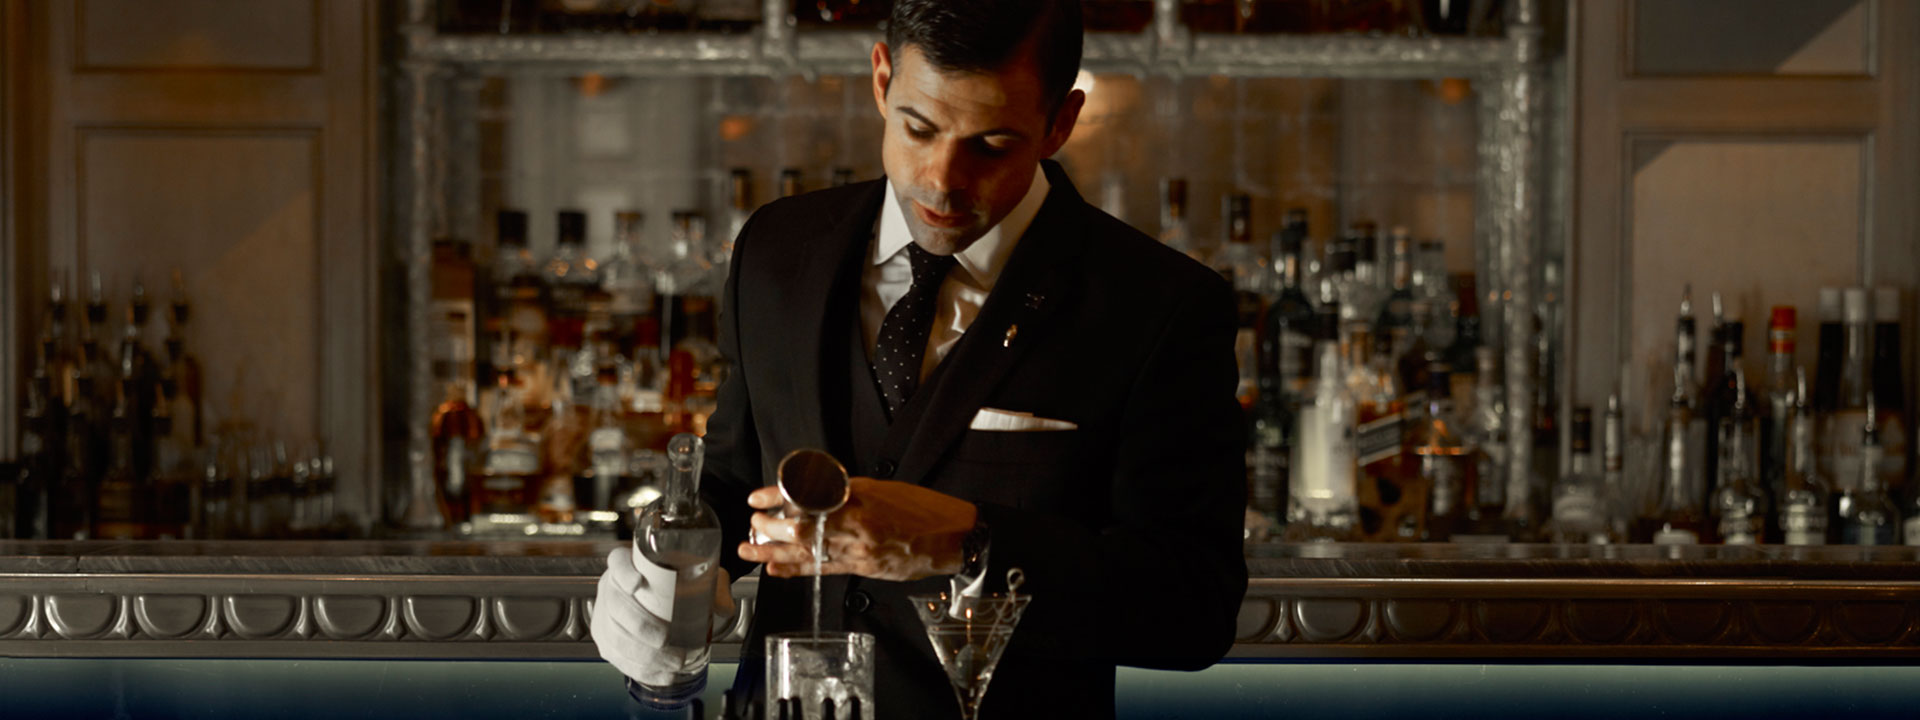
xmin=968 ymin=407 xmax=1078 ymax=432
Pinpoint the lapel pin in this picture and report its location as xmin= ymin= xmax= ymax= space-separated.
xmin=1003 ymin=324 xmax=1019 ymax=348
xmin=1025 ymin=292 xmax=1046 ymax=310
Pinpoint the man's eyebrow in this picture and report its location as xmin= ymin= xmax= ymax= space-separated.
xmin=896 ymin=106 xmax=1028 ymax=141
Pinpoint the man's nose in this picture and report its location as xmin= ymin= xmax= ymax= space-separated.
xmin=919 ymin=142 xmax=970 ymax=197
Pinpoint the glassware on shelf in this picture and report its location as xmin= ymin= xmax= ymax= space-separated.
xmin=1837 ymin=399 xmax=1900 ymax=546
xmin=1780 ymin=369 xmax=1830 ymax=546
xmin=1708 ymin=369 xmax=1768 ymax=546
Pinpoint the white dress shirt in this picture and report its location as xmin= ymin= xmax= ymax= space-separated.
xmin=861 ymin=166 xmax=1051 ymax=382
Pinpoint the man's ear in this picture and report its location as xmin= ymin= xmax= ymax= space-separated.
xmin=1040 ymin=88 xmax=1086 ymax=158
xmin=871 ymin=42 xmax=894 ymax=121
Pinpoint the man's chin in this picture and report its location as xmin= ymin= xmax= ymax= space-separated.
xmin=907 ymin=226 xmax=983 ymax=256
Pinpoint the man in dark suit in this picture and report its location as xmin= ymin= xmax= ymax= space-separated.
xmin=594 ymin=1 xmax=1248 ymax=717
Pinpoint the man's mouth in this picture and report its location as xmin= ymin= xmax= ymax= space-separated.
xmin=913 ymin=201 xmax=968 ymax=229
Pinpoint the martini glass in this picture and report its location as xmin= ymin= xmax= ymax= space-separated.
xmin=909 ymin=574 xmax=1030 ymax=720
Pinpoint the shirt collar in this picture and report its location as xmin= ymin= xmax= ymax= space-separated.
xmin=873 ymin=165 xmax=1050 ymax=292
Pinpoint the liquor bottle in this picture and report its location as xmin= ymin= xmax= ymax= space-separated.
xmin=1211 ymin=194 xmax=1266 ymax=411
xmin=1548 ymin=407 xmax=1608 ymax=544
xmin=792 ymin=0 xmax=892 ymax=27
xmin=495 ymin=210 xmax=547 ymax=344
xmin=604 ymin=211 xmax=656 ymax=353
xmin=1601 ymin=393 xmax=1631 ymax=542
xmin=1462 ymin=346 xmax=1509 ymax=537
xmin=430 ymin=380 xmax=484 ymax=528
xmin=1337 ymin=221 xmax=1387 ymax=323
xmin=1812 ymin=287 xmax=1843 ymax=413
xmin=1377 ymin=230 xmax=1425 ymax=400
xmin=1700 ymin=294 xmax=1729 ymax=493
xmin=1286 ymin=305 xmax=1358 ymax=541
xmin=1870 ymin=287 xmax=1908 ymax=494
xmin=779 ymin=168 xmax=803 ymax=198
xmin=629 ymin=433 xmax=723 ymax=709
xmin=1158 ymin=178 xmax=1200 ymax=262
xmin=583 ymin=359 xmax=631 ymax=516
xmin=1758 ymin=306 xmax=1797 ymax=514
xmin=722 ymin=168 xmax=753 ymax=268
xmin=476 ymin=342 xmax=543 ymax=516
xmin=1825 ymin=288 xmax=1873 ymax=493
xmin=1780 ymin=368 xmax=1830 ymax=546
xmin=16 ymin=349 xmax=58 ymax=539
xmin=431 ymin=239 xmax=479 ymax=396
xmin=94 ymin=378 xmax=144 ymax=540
xmin=57 ymin=355 xmax=99 ymax=540
xmin=1409 ymin=364 xmax=1470 ymax=541
xmin=546 ymin=210 xmax=598 ymax=351
xmin=1250 ymin=210 xmax=1318 ymax=532
xmin=1346 ymin=310 xmax=1406 ymax=535
xmin=1639 ymin=287 xmax=1708 ymax=545
xmin=1837 ymin=399 xmax=1900 ymax=545
xmin=1709 ymin=369 xmax=1767 ymax=545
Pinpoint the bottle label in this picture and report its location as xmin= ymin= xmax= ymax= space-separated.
xmin=1781 ymin=506 xmax=1826 ymax=546
xmin=1652 ymin=527 xmax=1699 ymax=545
xmin=1552 ymin=491 xmax=1597 ymax=526
xmin=1906 ymin=517 xmax=1920 ymax=547
xmin=1356 ymin=412 xmax=1405 ymax=467
xmin=1280 ymin=330 xmax=1313 ymax=386
xmin=1250 ymin=444 xmax=1285 ymax=514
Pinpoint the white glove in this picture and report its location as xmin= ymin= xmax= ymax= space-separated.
xmin=591 ymin=546 xmax=735 ymax=686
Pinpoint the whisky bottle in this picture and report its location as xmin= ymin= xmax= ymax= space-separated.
xmin=779 ymin=168 xmax=804 ymax=198
xmin=1780 ymin=368 xmax=1830 ymax=546
xmin=1157 ymin=178 xmax=1200 ymax=262
xmin=1211 ymin=194 xmax=1267 ymax=411
xmin=430 ymin=380 xmax=485 ymax=527
xmin=476 ymin=343 xmax=543 ymax=517
xmin=1286 ymin=306 xmax=1358 ymax=541
xmin=495 ymin=210 xmax=548 ymax=345
xmin=1709 ymin=369 xmax=1767 ymax=545
xmin=1409 ymin=364 xmax=1470 ymax=541
xmin=546 ymin=210 xmax=598 ymax=351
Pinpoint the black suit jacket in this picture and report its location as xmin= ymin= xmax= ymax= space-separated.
xmin=701 ymin=160 xmax=1248 ymax=719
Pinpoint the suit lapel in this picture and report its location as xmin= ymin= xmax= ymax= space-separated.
xmin=888 ymin=162 xmax=1088 ymax=486
xmin=789 ymin=179 xmax=887 ymax=454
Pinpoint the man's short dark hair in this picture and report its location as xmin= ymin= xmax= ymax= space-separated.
xmin=885 ymin=0 xmax=1085 ymax=117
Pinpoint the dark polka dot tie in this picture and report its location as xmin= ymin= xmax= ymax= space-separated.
xmin=873 ymin=243 xmax=957 ymax=418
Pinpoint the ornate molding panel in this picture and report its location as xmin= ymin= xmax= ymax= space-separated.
xmin=1233 ymin=577 xmax=1920 ymax=659
xmin=0 ymin=572 xmax=753 ymax=660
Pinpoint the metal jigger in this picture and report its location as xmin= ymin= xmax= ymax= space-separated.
xmin=754 ymin=449 xmax=849 ymax=545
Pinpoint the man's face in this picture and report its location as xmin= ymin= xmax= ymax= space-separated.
xmin=871 ymin=43 xmax=1083 ymax=256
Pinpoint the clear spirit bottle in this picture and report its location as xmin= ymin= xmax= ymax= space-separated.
xmin=1250 ymin=210 xmax=1317 ymax=534
xmin=1638 ymin=287 xmax=1709 ymax=544
xmin=630 ymin=433 xmax=723 ymax=709
xmin=1837 ymin=400 xmax=1900 ymax=546
xmin=1286 ymin=306 xmax=1358 ymax=541
xmin=1824 ymin=288 xmax=1872 ymax=494
xmin=1779 ymin=368 xmax=1830 ymax=546
xmin=1549 ymin=407 xmax=1608 ymax=544
xmin=1462 ymin=346 xmax=1508 ymax=538
xmin=1709 ymin=369 xmax=1767 ymax=545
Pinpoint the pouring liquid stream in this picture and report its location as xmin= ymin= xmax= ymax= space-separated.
xmin=811 ymin=512 xmax=827 ymax=638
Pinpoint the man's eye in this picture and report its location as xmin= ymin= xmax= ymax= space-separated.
xmin=906 ymin=125 xmax=934 ymax=139
xmin=974 ymin=139 xmax=1010 ymax=158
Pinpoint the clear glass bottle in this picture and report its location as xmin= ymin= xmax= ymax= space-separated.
xmin=546 ymin=210 xmax=599 ymax=351
xmin=1409 ymin=364 xmax=1470 ymax=541
xmin=1758 ymin=306 xmax=1797 ymax=518
xmin=603 ymin=210 xmax=656 ymax=352
xmin=1779 ymin=369 xmax=1830 ymax=546
xmin=1825 ymin=288 xmax=1872 ymax=494
xmin=1157 ymin=178 xmax=1199 ymax=262
xmin=1463 ymin=346 xmax=1508 ymax=538
xmin=1601 ymin=393 xmax=1631 ymax=543
xmin=1286 ymin=305 xmax=1358 ymax=541
xmin=1837 ymin=400 xmax=1900 ymax=546
xmin=1639 ymin=287 xmax=1708 ymax=545
xmin=1709 ymin=369 xmax=1767 ymax=545
xmin=631 ymin=433 xmax=723 ymax=708
xmin=1548 ymin=407 xmax=1608 ymax=544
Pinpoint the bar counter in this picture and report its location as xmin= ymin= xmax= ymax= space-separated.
xmin=3 ymin=541 xmax=1918 ymax=661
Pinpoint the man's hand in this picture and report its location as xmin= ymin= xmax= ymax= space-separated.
xmin=737 ymin=477 xmax=976 ymax=581
xmin=590 ymin=547 xmax=735 ymax=685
